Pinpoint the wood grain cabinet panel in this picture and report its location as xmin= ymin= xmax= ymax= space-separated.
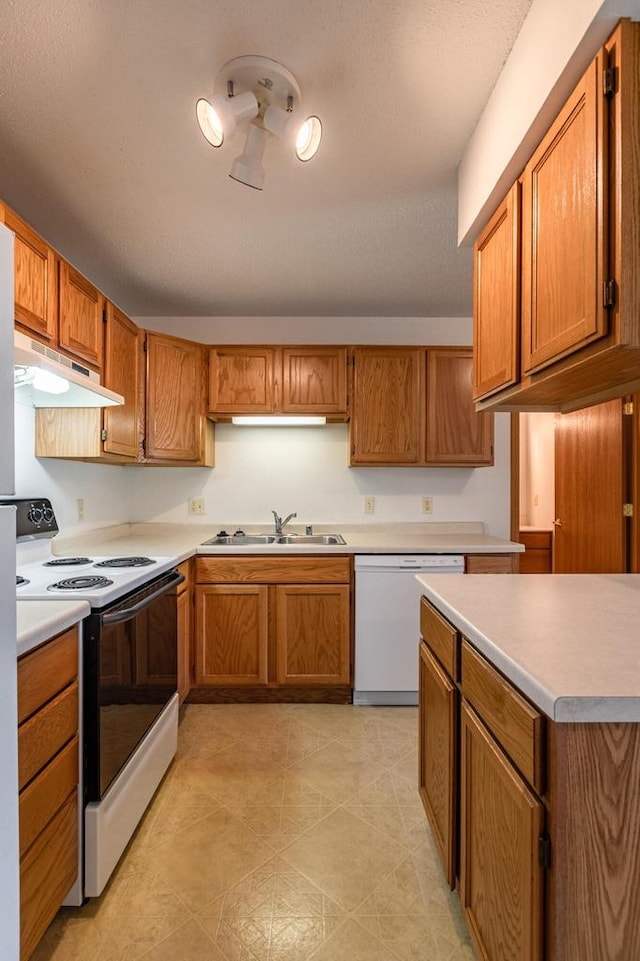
xmin=275 ymin=584 xmax=350 ymax=685
xmin=18 ymin=628 xmax=77 ymax=723
xmin=0 ymin=203 xmax=57 ymax=343
xmin=426 ymin=349 xmax=494 ymax=465
xmin=281 ymin=347 xmax=347 ymax=415
xmin=460 ymin=701 xmax=544 ymax=961
xmin=145 ymin=331 xmax=214 ymax=465
xmin=419 ymin=640 xmax=457 ymax=889
xmin=209 ymin=347 xmax=274 ymax=414
xmin=18 ymin=682 xmax=78 ymax=790
xmin=465 ymin=554 xmax=518 ymax=574
xmin=350 ymin=347 xmax=423 ymax=465
xmin=473 ymin=183 xmax=520 ymax=401
xmin=176 ymin=561 xmax=193 ymax=705
xmin=102 ymin=303 xmax=142 ymax=458
xmin=521 ymin=55 xmax=605 ymax=375
xmin=194 ymin=584 xmax=269 ymax=686
xmin=58 ymin=259 xmax=104 ymax=370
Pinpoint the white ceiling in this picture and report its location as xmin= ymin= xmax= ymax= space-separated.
xmin=0 ymin=0 xmax=533 ymax=319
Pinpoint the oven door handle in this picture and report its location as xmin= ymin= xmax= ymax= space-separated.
xmin=100 ymin=570 xmax=185 ymax=625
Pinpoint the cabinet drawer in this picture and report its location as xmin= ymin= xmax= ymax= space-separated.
xmin=461 ymin=641 xmax=544 ymax=793
xmin=465 ymin=554 xmax=517 ymax=574
xmin=18 ymin=627 xmax=78 ymax=723
xmin=420 ymin=598 xmax=459 ymax=680
xmin=196 ymin=555 xmax=351 ymax=584
xmin=20 ymin=792 xmax=78 ymax=961
xmin=519 ymin=531 xmax=552 ymax=551
xmin=18 ymin=682 xmax=78 ymax=790
xmin=19 ymin=735 xmax=78 ymax=856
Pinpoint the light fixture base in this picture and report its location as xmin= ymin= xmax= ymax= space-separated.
xmin=214 ymin=56 xmax=302 ymax=114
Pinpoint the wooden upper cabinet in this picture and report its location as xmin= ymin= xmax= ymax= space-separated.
xmin=209 ymin=347 xmax=274 ymax=414
xmin=145 ymin=331 xmax=212 ymax=464
xmin=208 ymin=346 xmax=348 ymax=418
xmin=350 ymin=347 xmax=423 ymax=465
xmin=426 ymin=349 xmax=493 ymax=465
xmin=473 ymin=183 xmax=520 ymax=400
xmin=281 ymin=347 xmax=347 ymax=415
xmin=521 ymin=53 xmax=606 ymax=375
xmin=103 ymin=303 xmax=141 ymax=459
xmin=58 ymin=260 xmax=104 ymax=370
xmin=0 ymin=203 xmax=57 ymax=343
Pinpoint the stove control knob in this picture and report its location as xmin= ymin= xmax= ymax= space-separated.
xmin=28 ymin=505 xmax=44 ymax=524
xmin=234 ymin=529 xmax=245 ymax=537
xmin=217 ymin=530 xmax=229 ymax=537
xmin=42 ymin=506 xmax=54 ymax=523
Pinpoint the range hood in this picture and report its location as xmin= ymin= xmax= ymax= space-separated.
xmin=14 ymin=331 xmax=124 ymax=408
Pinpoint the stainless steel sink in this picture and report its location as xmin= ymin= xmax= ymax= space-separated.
xmin=201 ymin=533 xmax=346 ymax=546
xmin=202 ymin=534 xmax=277 ymax=545
xmin=275 ymin=534 xmax=346 ymax=545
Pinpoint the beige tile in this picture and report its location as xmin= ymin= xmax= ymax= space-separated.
xmin=306 ymin=918 xmax=400 ymax=961
xmin=137 ymin=919 xmax=228 ymax=960
xmin=198 ymin=856 xmax=345 ymax=960
xmin=286 ymin=740 xmax=383 ymax=803
xmin=354 ymin=853 xmax=456 ymax=918
xmin=149 ymin=807 xmax=274 ymax=911
xmin=109 ymin=916 xmax=189 ymax=959
xmin=186 ymin=743 xmax=287 ymax=805
xmin=30 ymin=916 xmax=117 ymax=961
xmin=282 ymin=807 xmax=406 ymax=911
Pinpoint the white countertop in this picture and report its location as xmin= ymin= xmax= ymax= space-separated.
xmin=16 ymin=599 xmax=89 ymax=658
xmin=416 ymin=573 xmax=640 ymax=723
xmin=53 ymin=521 xmax=522 ymax=560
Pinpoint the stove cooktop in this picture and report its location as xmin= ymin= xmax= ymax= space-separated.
xmin=16 ymin=554 xmax=178 ymax=607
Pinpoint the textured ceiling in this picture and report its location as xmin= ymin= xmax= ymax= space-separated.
xmin=0 ymin=0 xmax=533 ymax=318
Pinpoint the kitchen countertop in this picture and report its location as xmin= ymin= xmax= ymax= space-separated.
xmin=416 ymin=572 xmax=640 ymax=723
xmin=53 ymin=521 xmax=523 ymax=560
xmin=17 ymin=599 xmax=90 ymax=658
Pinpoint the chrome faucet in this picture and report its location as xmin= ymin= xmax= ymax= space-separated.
xmin=272 ymin=510 xmax=297 ymax=535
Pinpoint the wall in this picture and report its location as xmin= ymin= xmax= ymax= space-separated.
xmin=519 ymin=412 xmax=555 ymax=529
xmin=13 ymin=316 xmax=513 ymax=539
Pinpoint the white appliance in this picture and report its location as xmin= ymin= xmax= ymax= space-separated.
xmin=0 ymin=221 xmax=20 ymax=959
xmin=12 ymin=499 xmax=181 ymax=901
xmin=354 ymin=554 xmax=464 ymax=706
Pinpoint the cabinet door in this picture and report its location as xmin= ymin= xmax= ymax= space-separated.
xmin=58 ymin=260 xmax=104 ymax=369
xmin=1 ymin=204 xmax=57 ymax=343
xmin=194 ymin=584 xmax=268 ymax=686
xmin=426 ymin=349 xmax=494 ymax=465
xmin=103 ymin=303 xmax=141 ymax=459
xmin=521 ymin=54 xmax=606 ymax=375
xmin=419 ymin=641 xmax=457 ymax=889
xmin=146 ymin=332 xmax=205 ymax=461
xmin=281 ymin=347 xmax=347 ymax=416
xmin=177 ymin=586 xmax=191 ymax=705
xmin=473 ymin=183 xmax=520 ymax=400
xmin=350 ymin=347 xmax=423 ymax=464
xmin=460 ymin=701 xmax=544 ymax=961
xmin=275 ymin=584 xmax=350 ymax=685
xmin=209 ymin=347 xmax=274 ymax=414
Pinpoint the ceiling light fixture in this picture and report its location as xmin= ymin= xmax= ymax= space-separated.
xmin=231 ymin=416 xmax=327 ymax=427
xmin=196 ymin=56 xmax=323 ymax=189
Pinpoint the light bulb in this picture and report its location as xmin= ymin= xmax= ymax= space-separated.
xmin=196 ymin=98 xmax=224 ymax=147
xmin=31 ymin=368 xmax=70 ymax=395
xmin=295 ymin=117 xmax=322 ymax=161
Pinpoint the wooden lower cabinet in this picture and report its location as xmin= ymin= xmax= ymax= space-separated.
xmin=465 ymin=553 xmax=519 ymax=574
xmin=518 ymin=530 xmax=552 ymax=574
xmin=460 ymin=701 xmax=544 ymax=961
xmin=418 ymin=640 xmax=457 ymax=889
xmin=193 ymin=555 xmax=352 ymax=701
xmin=17 ymin=627 xmax=80 ymax=961
xmin=176 ymin=560 xmax=193 ymax=704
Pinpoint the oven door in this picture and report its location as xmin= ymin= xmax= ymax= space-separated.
xmin=84 ymin=568 xmax=184 ymax=802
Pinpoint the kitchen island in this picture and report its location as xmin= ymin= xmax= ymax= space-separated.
xmin=416 ymin=572 xmax=640 ymax=961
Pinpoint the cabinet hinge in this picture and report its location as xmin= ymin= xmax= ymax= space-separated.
xmin=537 ymin=835 xmax=551 ymax=869
xmin=623 ymin=401 xmax=634 ymax=416
xmin=623 ymin=503 xmax=634 ymax=518
xmin=101 ymin=429 xmax=107 ymax=441
xmin=603 ymin=66 xmax=617 ymax=99
xmin=603 ymin=279 xmax=616 ymax=310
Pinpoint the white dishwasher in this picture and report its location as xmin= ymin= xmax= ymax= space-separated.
xmin=354 ymin=554 xmax=464 ymax=705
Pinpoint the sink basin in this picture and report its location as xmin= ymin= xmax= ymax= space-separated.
xmin=276 ymin=534 xmax=346 ymax=545
xmin=202 ymin=534 xmax=277 ymax=545
xmin=202 ymin=533 xmax=346 ymax=546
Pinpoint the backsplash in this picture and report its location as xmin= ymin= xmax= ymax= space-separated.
xmin=15 ymin=406 xmax=512 ymax=538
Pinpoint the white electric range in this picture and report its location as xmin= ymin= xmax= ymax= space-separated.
xmin=7 ymin=497 xmax=183 ymax=902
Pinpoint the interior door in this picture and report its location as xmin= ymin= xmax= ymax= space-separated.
xmin=554 ymin=399 xmax=627 ymax=572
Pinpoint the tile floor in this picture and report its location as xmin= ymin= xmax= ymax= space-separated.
xmin=33 ymin=704 xmax=475 ymax=961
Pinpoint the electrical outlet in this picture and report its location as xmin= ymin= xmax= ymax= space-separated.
xmin=363 ymin=495 xmax=375 ymax=514
xmin=76 ymin=498 xmax=84 ymax=521
xmin=421 ymin=496 xmax=433 ymax=515
xmin=188 ymin=497 xmax=206 ymax=515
